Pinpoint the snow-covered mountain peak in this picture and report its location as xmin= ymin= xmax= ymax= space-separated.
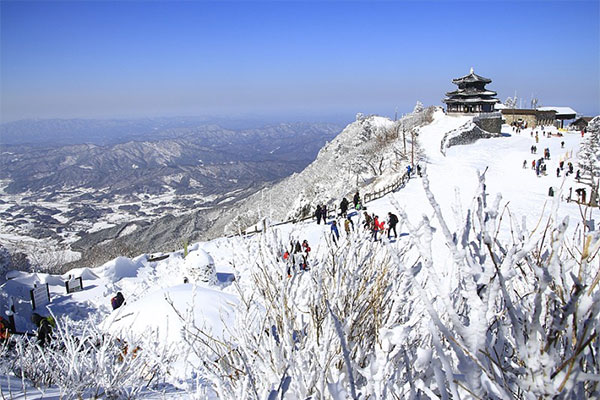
xmin=216 ymin=108 xmax=436 ymax=235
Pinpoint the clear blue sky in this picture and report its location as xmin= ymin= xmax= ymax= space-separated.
xmin=1 ymin=0 xmax=598 ymax=123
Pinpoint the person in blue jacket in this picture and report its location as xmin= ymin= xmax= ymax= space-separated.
xmin=331 ymin=220 xmax=340 ymax=244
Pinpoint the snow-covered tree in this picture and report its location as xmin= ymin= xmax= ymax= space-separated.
xmin=578 ymin=116 xmax=600 ymax=205
xmin=413 ymin=100 xmax=424 ymax=113
xmin=505 ymin=96 xmax=518 ymax=109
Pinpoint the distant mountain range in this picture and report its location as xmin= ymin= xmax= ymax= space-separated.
xmin=65 ymin=108 xmax=435 ymax=269
xmin=1 ymin=122 xmax=341 ymax=198
xmin=0 ymin=118 xmax=343 ymax=270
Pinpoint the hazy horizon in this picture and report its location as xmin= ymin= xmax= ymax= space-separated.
xmin=1 ymin=1 xmax=599 ymax=124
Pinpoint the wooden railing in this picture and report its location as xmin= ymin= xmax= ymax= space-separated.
xmin=234 ymin=169 xmax=413 ymax=237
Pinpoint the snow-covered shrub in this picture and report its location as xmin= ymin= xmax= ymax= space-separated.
xmin=413 ymin=100 xmax=424 ymax=113
xmin=1 ymin=316 xmax=177 ymax=399
xmin=180 ymin=171 xmax=599 ymax=399
xmin=184 ymin=249 xmax=217 ymax=285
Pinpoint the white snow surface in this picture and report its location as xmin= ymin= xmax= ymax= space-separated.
xmin=1 ymin=109 xmax=598 ymax=397
xmin=104 ymin=283 xmax=237 ymax=344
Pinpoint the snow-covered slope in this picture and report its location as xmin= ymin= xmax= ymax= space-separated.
xmin=213 ymin=107 xmax=435 ymax=235
xmin=2 ymin=111 xmax=599 ymax=398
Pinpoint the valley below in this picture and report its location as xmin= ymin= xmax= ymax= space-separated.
xmin=0 ymin=118 xmax=342 ymax=271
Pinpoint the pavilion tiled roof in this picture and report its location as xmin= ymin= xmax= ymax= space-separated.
xmin=452 ymin=69 xmax=492 ymax=85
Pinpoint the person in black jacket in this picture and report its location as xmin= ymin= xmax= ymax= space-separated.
xmin=315 ymin=205 xmax=323 ymax=224
xmin=340 ymin=198 xmax=349 ymax=217
xmin=111 ymin=292 xmax=125 ymax=310
xmin=387 ymin=212 xmax=399 ymax=239
xmin=353 ymin=192 xmax=360 ymax=209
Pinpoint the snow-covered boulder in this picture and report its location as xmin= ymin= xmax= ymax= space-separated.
xmin=183 ymin=249 xmax=217 ymax=285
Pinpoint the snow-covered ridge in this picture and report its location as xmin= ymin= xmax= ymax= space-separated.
xmin=1 ymin=112 xmax=599 ymax=398
xmin=217 ymin=107 xmax=436 ymax=235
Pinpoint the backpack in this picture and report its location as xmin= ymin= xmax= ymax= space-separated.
xmin=390 ymin=214 xmax=398 ymax=225
xmin=0 ymin=317 xmax=9 ymax=340
xmin=111 ymin=295 xmax=124 ymax=310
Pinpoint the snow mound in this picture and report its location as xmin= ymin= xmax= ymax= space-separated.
xmin=183 ymin=249 xmax=217 ymax=285
xmin=98 ymin=256 xmax=143 ymax=283
xmin=104 ymin=284 xmax=237 ymax=344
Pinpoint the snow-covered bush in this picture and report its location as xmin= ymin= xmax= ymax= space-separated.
xmin=184 ymin=249 xmax=217 ymax=285
xmin=0 ymin=316 xmax=177 ymax=399
xmin=413 ymin=100 xmax=424 ymax=113
xmin=180 ymin=171 xmax=599 ymax=399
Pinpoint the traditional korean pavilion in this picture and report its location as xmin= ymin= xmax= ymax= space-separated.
xmin=443 ymin=68 xmax=499 ymax=113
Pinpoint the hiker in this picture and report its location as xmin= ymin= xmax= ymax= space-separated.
xmin=387 ymin=212 xmax=399 ymax=239
xmin=302 ymin=240 xmax=311 ymax=256
xmin=548 ymin=187 xmax=554 ymax=197
xmin=406 ymin=165 xmax=413 ymax=176
xmin=292 ymin=240 xmax=302 ymax=254
xmin=556 ymin=167 xmax=560 ymax=178
xmin=322 ymin=204 xmax=328 ymax=223
xmin=531 ymin=160 xmax=535 ymax=170
xmin=568 ymin=162 xmax=574 ymax=174
xmin=372 ymin=215 xmax=384 ymax=241
xmin=559 ymin=160 xmax=564 ymax=170
xmin=344 ymin=216 xmax=354 ymax=235
xmin=31 ymin=313 xmax=55 ymax=347
xmin=561 ymin=141 xmax=565 ymax=148
xmin=315 ymin=205 xmax=323 ymax=224
xmin=294 ymin=251 xmax=306 ymax=272
xmin=331 ymin=220 xmax=340 ymax=244
xmin=576 ymin=169 xmax=581 ymax=181
xmin=111 ymin=292 xmax=125 ymax=311
xmin=363 ymin=211 xmax=372 ymax=230
xmin=523 ymin=160 xmax=527 ymax=169
xmin=416 ymin=164 xmax=422 ymax=177
xmin=530 ymin=145 xmax=535 ymax=154
xmin=340 ymin=197 xmax=349 ymax=217
xmin=576 ymin=188 xmax=587 ymax=203
xmin=353 ymin=191 xmax=360 ymax=210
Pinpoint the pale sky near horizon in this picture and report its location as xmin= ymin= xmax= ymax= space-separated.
xmin=1 ymin=0 xmax=599 ymax=123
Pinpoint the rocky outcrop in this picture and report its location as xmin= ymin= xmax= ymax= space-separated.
xmin=441 ymin=113 xmax=503 ymax=155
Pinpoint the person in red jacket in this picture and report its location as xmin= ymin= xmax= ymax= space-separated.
xmin=372 ymin=215 xmax=385 ymax=241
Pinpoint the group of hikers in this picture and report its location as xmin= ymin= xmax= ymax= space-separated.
xmin=521 ymin=128 xmax=592 ymax=204
xmin=315 ymin=191 xmax=362 ymax=224
xmin=282 ymin=239 xmax=311 ymax=278
xmin=361 ymin=211 xmax=399 ymax=241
